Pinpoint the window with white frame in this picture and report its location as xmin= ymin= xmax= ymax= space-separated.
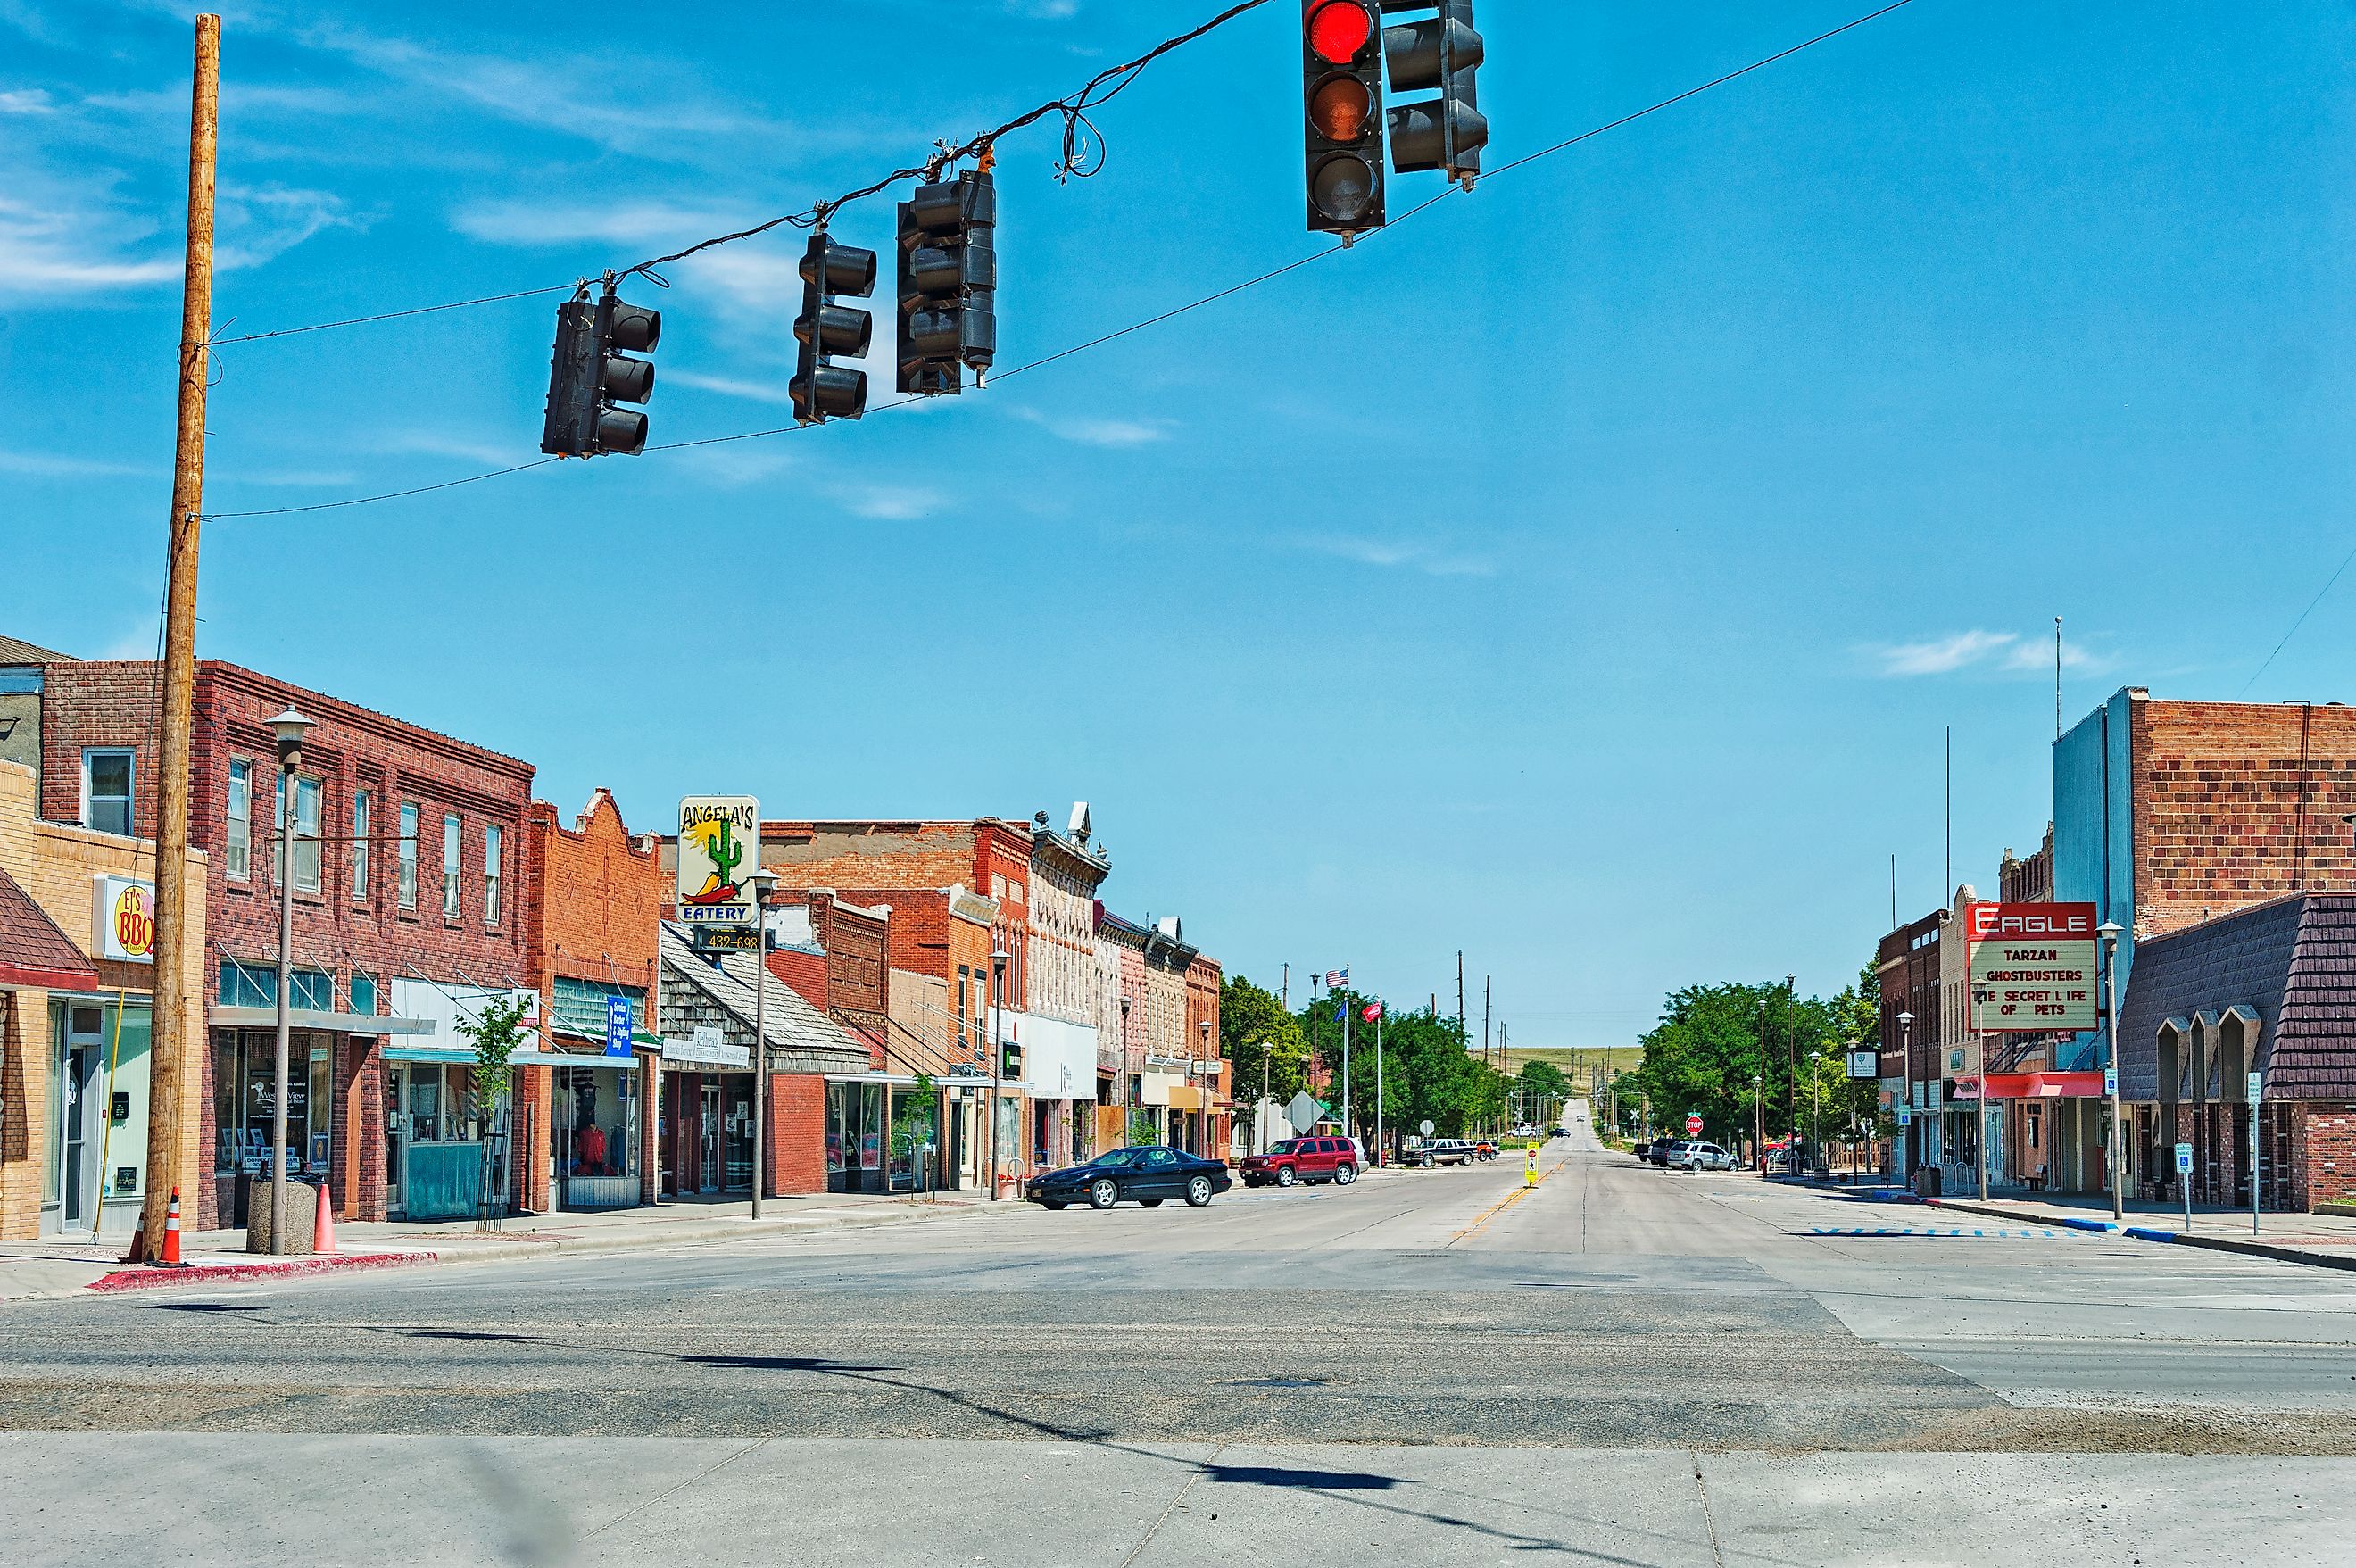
xmin=442 ymin=812 xmax=461 ymax=917
xmin=484 ymin=823 xmax=502 ymax=925
xmin=83 ymin=749 xmax=133 ymax=835
xmin=352 ymin=790 xmax=370 ymax=902
xmin=226 ymin=760 xmax=252 ymax=880
xmin=398 ymin=802 xmax=419 ymax=909
xmin=274 ymin=773 xmax=322 ymax=892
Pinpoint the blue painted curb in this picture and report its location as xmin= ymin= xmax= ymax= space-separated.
xmin=2057 ymin=1216 xmax=2118 ymax=1232
xmin=2123 ymin=1225 xmax=2180 ymax=1243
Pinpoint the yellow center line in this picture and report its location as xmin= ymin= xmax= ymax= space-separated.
xmin=1448 ymin=1158 xmax=1563 ymax=1245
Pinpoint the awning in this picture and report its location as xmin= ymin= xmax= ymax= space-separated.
xmin=210 ymin=1006 xmax=437 ymax=1034
xmin=1964 ymin=1070 xmax=2108 ymax=1099
xmin=381 ymin=1045 xmax=478 ymax=1065
xmin=0 ymin=867 xmax=99 ymax=991
xmin=1166 ymin=1083 xmax=1207 ymax=1111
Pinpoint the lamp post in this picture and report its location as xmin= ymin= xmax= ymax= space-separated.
xmin=1897 ymin=1010 xmax=1914 ymax=1183
xmin=746 ymin=867 xmax=776 ymax=1220
xmin=1752 ymin=1071 xmax=1764 ymax=1176
xmin=1198 ymin=1017 xmax=1213 ymax=1157
xmin=2098 ymin=918 xmax=2124 ymax=1222
xmin=990 ymin=946 xmax=1008 ymax=1200
xmin=265 ymin=705 xmax=311 ymax=1256
xmin=1118 ymin=993 xmax=1132 ymax=1147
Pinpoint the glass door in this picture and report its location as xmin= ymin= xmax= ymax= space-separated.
xmin=699 ymin=1083 xmax=721 ymax=1191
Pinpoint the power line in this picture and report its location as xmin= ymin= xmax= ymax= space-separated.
xmin=209 ymin=284 xmax=577 ymax=347
xmin=2237 ymin=535 xmax=2356 ymax=698
xmin=201 ymin=0 xmax=1920 ymax=522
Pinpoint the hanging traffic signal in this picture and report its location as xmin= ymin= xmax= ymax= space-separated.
xmin=792 ymin=228 xmax=877 ymax=425
xmin=897 ymin=167 xmax=997 ymax=396
xmin=1381 ymin=0 xmax=1486 ymax=183
xmin=539 ymin=279 xmax=661 ymax=457
xmin=1303 ymin=1 xmax=1386 ymax=235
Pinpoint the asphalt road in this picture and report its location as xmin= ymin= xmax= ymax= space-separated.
xmin=8 ymin=1115 xmax=2356 ymax=1564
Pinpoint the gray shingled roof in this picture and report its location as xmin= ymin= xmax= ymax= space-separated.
xmin=0 ymin=633 xmax=74 ymax=664
xmin=657 ymin=924 xmax=870 ymax=1074
xmin=2118 ymin=893 xmax=2356 ymax=1100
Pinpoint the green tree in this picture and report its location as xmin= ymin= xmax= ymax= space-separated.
xmin=1517 ymin=1059 xmax=1570 ymax=1124
xmin=1222 ymin=975 xmax=1307 ymax=1107
xmin=456 ymin=991 xmax=532 ymax=1229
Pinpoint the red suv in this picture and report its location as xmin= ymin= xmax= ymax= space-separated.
xmin=1239 ymin=1136 xmax=1361 ymax=1189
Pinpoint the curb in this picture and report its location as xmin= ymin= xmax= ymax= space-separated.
xmin=1929 ymin=1198 xmax=2356 ymax=1273
xmin=87 ymin=1251 xmax=437 ymax=1293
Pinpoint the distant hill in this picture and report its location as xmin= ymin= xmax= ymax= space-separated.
xmin=1497 ymin=1046 xmax=1643 ymax=1083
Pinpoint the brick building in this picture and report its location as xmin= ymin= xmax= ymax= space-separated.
xmin=517 ymin=790 xmax=663 ymax=1214
xmin=1094 ymin=904 xmax=1150 ymax=1150
xmin=1876 ymin=906 xmax=1945 ymax=1175
xmin=31 ymin=654 xmax=535 ymax=1229
xmin=2119 ymin=894 xmax=2356 ymax=1212
xmin=0 ymin=758 xmax=208 ymax=1239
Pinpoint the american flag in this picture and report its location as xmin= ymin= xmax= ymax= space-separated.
xmin=1325 ymin=968 xmax=1348 ymax=988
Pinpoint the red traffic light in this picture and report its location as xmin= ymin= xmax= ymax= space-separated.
xmin=1306 ymin=1 xmax=1373 ymax=65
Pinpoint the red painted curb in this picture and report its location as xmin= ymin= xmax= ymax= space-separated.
xmin=86 ymin=1251 xmax=437 ymax=1293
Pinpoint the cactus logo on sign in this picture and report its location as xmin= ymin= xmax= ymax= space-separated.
xmin=676 ymin=796 xmax=759 ymax=927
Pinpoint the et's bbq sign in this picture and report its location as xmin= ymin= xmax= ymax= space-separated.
xmin=1968 ymin=901 xmax=2098 ymax=1032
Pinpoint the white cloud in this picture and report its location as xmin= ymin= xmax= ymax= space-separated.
xmin=450 ymin=198 xmax=748 ymax=249
xmin=666 ymin=369 xmax=796 ymax=405
xmin=2001 ymin=635 xmax=2095 ymax=673
xmin=386 ymin=431 xmax=514 ymax=467
xmin=1297 ymin=534 xmax=1494 ymax=578
xmin=1865 ymin=630 xmax=2020 ymax=676
xmin=1011 ymin=407 xmax=1174 ymax=448
xmin=0 ymin=447 xmax=154 ymax=477
xmin=0 ymin=191 xmax=177 ymax=295
xmin=834 ymin=482 xmax=941 ymax=521
xmin=0 ymin=88 xmax=54 ymax=114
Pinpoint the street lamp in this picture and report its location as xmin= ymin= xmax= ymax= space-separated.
xmin=2098 ymin=917 xmax=2124 ymax=1222
xmin=1198 ymin=1018 xmax=1213 ymax=1157
xmin=990 ymin=946 xmax=1009 ymax=1201
xmin=1752 ymin=1071 xmax=1765 ymax=1177
xmin=1897 ymin=1010 xmax=1914 ymax=1184
xmin=264 ymin=706 xmax=311 ymax=1256
xmin=746 ymin=867 xmax=777 ymax=1219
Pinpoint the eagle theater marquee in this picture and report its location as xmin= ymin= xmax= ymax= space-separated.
xmin=1968 ymin=902 xmax=2100 ymax=1033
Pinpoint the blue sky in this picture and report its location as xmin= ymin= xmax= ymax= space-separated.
xmin=4 ymin=1 xmax=2353 ymax=1047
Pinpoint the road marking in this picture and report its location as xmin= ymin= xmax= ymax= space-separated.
xmin=1803 ymin=1225 xmax=2088 ymax=1240
xmin=1447 ymin=1160 xmax=1564 ymax=1245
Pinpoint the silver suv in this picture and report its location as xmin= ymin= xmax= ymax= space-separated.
xmin=1670 ymin=1141 xmax=1736 ymax=1173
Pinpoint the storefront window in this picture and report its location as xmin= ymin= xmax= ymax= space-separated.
xmin=555 ymin=1063 xmax=636 ymax=1207
xmin=211 ymin=1030 xmax=333 ymax=1175
xmin=889 ymin=1086 xmax=938 ymax=1192
xmin=825 ymin=1083 xmax=846 ymax=1174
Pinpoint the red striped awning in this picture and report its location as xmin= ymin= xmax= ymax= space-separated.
xmin=1965 ymin=1070 xmax=2107 ymax=1099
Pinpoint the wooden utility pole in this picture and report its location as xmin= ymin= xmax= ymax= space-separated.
xmin=137 ymin=12 xmax=219 ymax=1261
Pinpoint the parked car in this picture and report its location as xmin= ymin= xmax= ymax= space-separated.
xmin=1632 ymin=1140 xmax=1653 ymax=1160
xmin=1671 ymin=1141 xmax=1737 ymax=1173
xmin=1472 ymin=1141 xmax=1500 ymax=1162
xmin=1647 ymin=1140 xmax=1688 ymax=1167
xmin=1239 ymin=1135 xmax=1361 ymax=1188
xmin=1403 ymin=1138 xmax=1476 ymax=1167
xmin=1024 ymin=1145 xmax=1232 ymax=1210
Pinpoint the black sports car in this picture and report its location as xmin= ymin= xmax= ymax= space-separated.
xmin=1024 ymin=1145 xmax=1232 ymax=1210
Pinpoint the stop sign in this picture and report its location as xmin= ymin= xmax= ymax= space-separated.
xmin=1685 ymin=1114 xmax=1704 ymax=1136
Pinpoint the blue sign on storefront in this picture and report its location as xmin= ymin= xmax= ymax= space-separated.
xmin=606 ymin=994 xmax=634 ymax=1058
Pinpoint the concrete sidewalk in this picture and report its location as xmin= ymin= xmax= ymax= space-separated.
xmin=0 ymin=1189 xmax=997 ymax=1302
xmin=1921 ymin=1188 xmax=2356 ymax=1271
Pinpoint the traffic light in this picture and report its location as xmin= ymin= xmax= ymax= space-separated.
xmin=1302 ymin=1 xmax=1386 ymax=235
xmin=539 ymin=280 xmax=661 ymax=457
xmin=1381 ymin=0 xmax=1485 ymax=183
xmin=792 ymin=228 xmax=877 ymax=425
xmin=897 ymin=168 xmax=998 ymax=395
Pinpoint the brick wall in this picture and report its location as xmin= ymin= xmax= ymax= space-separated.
xmin=2300 ymin=1106 xmax=2356 ymax=1209
xmin=0 ymin=990 xmax=45 ymax=1239
xmin=773 ymin=1074 xmax=827 ymax=1195
xmin=810 ymin=893 xmax=889 ymax=1015
xmin=528 ymin=790 xmax=662 ymax=1001
xmin=2136 ymin=700 xmax=2356 ymax=941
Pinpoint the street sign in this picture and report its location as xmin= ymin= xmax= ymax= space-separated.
xmin=605 ymin=995 xmax=633 ymax=1058
xmin=1966 ymin=901 xmax=2099 ymax=1032
xmin=1287 ymin=1091 xmax=1323 ymax=1135
xmin=1418 ymin=1119 xmax=1435 ymax=1137
xmin=2104 ymin=1066 xmax=2118 ymax=1098
xmin=1846 ymin=1048 xmax=1879 ymax=1080
xmin=676 ymin=796 xmax=760 ymax=927
xmin=2248 ymin=1071 xmax=2263 ymax=1103
xmin=1897 ymin=1108 xmax=1912 ymax=1128
xmin=1684 ymin=1113 xmax=1704 ymax=1136
xmin=2174 ymin=1142 xmax=2194 ymax=1175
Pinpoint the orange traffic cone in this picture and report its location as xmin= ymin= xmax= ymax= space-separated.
xmin=156 ymin=1186 xmax=188 ymax=1268
xmin=312 ymin=1180 xmax=336 ymax=1256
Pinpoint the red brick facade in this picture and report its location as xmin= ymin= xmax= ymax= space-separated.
xmin=37 ymin=658 xmax=534 ymax=1228
xmin=2131 ymin=698 xmax=2356 ymax=941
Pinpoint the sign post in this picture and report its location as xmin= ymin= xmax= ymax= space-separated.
xmin=2250 ymin=1070 xmax=2264 ymax=1236
xmin=677 ymin=796 xmax=760 ymax=1214
xmin=2175 ymin=1141 xmax=2194 ymax=1232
